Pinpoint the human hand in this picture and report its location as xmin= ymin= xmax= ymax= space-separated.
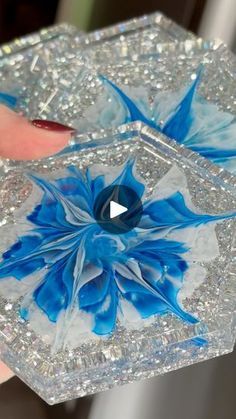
xmin=0 ymin=104 xmax=74 ymax=383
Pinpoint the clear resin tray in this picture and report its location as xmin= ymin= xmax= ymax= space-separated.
xmin=0 ymin=123 xmax=235 ymax=404
xmin=27 ymin=39 xmax=236 ymax=175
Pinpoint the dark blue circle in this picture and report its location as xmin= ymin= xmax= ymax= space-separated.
xmin=93 ymin=185 xmax=143 ymax=234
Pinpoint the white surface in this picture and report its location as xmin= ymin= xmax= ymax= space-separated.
xmin=199 ymin=0 xmax=236 ymax=47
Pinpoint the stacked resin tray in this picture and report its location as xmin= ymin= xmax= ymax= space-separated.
xmin=0 ymin=13 xmax=236 ymax=404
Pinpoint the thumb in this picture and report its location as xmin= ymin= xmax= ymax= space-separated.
xmin=0 ymin=361 xmax=14 ymax=384
xmin=0 ymin=105 xmax=74 ymax=160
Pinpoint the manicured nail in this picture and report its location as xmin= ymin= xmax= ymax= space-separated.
xmin=31 ymin=119 xmax=76 ymax=133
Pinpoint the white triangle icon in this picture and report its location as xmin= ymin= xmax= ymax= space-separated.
xmin=110 ymin=200 xmax=128 ymax=219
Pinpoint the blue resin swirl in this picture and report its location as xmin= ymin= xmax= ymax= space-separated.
xmin=0 ymin=161 xmax=235 ymax=337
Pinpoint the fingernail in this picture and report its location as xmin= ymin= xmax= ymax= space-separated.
xmin=31 ymin=119 xmax=76 ymax=133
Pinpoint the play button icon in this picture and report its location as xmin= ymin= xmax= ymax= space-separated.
xmin=93 ymin=185 xmax=143 ymax=234
xmin=110 ymin=201 xmax=128 ymax=219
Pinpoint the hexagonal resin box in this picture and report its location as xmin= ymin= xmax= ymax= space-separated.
xmin=0 ymin=123 xmax=235 ymax=404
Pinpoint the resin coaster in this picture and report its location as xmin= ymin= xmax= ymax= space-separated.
xmin=0 ymin=123 xmax=235 ymax=404
xmin=28 ymin=38 xmax=236 ymax=174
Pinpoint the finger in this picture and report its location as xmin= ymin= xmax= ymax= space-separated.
xmin=0 ymin=105 xmax=74 ymax=160
xmin=0 ymin=361 xmax=14 ymax=384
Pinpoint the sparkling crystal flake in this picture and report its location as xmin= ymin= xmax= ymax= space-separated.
xmin=0 ymin=124 xmax=235 ymax=404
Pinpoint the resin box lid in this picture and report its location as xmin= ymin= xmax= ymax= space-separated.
xmin=0 ymin=123 xmax=235 ymax=404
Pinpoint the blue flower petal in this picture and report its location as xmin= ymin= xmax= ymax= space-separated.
xmin=132 ymin=239 xmax=188 ymax=254
xmin=28 ymin=173 xmax=92 ymax=228
xmin=28 ymin=193 xmax=72 ymax=231
xmin=79 ymin=268 xmax=110 ymax=308
xmin=100 ymin=75 xmax=154 ymax=127
xmin=115 ymin=239 xmax=194 ymax=324
xmin=0 ymin=235 xmax=45 ymax=280
xmin=83 ymin=271 xmax=118 ymax=335
xmin=192 ymin=146 xmax=236 ymax=160
xmin=116 ymin=270 xmax=189 ymax=320
xmin=55 ymin=174 xmax=93 ymax=215
xmin=112 ymin=159 xmax=145 ymax=199
xmin=0 ymin=255 xmax=45 ymax=280
xmin=0 ymin=92 xmax=17 ymax=109
xmin=34 ymin=258 xmax=69 ymax=322
xmin=2 ymin=235 xmax=42 ymax=260
xmin=143 ymin=191 xmax=232 ymax=230
xmin=90 ymin=174 xmax=105 ymax=202
xmin=162 ymin=68 xmax=202 ymax=142
xmin=122 ymin=290 xmax=170 ymax=317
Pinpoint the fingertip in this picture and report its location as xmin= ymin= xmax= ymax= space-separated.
xmin=0 ymin=361 xmax=14 ymax=384
xmin=0 ymin=105 xmax=71 ymax=160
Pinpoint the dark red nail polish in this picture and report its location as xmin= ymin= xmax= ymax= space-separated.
xmin=31 ymin=119 xmax=76 ymax=133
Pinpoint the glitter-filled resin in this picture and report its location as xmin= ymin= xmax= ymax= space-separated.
xmin=0 ymin=23 xmax=78 ymax=59
xmin=0 ymin=24 xmax=81 ymax=113
xmin=28 ymin=39 xmax=236 ymax=174
xmin=75 ymin=12 xmax=195 ymax=63
xmin=0 ymin=123 xmax=235 ymax=404
xmin=0 ymin=12 xmax=192 ymax=117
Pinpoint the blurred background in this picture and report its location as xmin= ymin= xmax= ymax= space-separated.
xmin=0 ymin=1 xmax=236 ymax=418
xmin=0 ymin=0 xmax=236 ymax=48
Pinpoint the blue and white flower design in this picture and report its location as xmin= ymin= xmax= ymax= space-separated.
xmin=79 ymin=69 xmax=236 ymax=173
xmin=0 ymin=161 xmax=235 ymax=348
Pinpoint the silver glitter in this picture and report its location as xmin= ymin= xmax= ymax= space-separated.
xmin=0 ymin=23 xmax=79 ymax=59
